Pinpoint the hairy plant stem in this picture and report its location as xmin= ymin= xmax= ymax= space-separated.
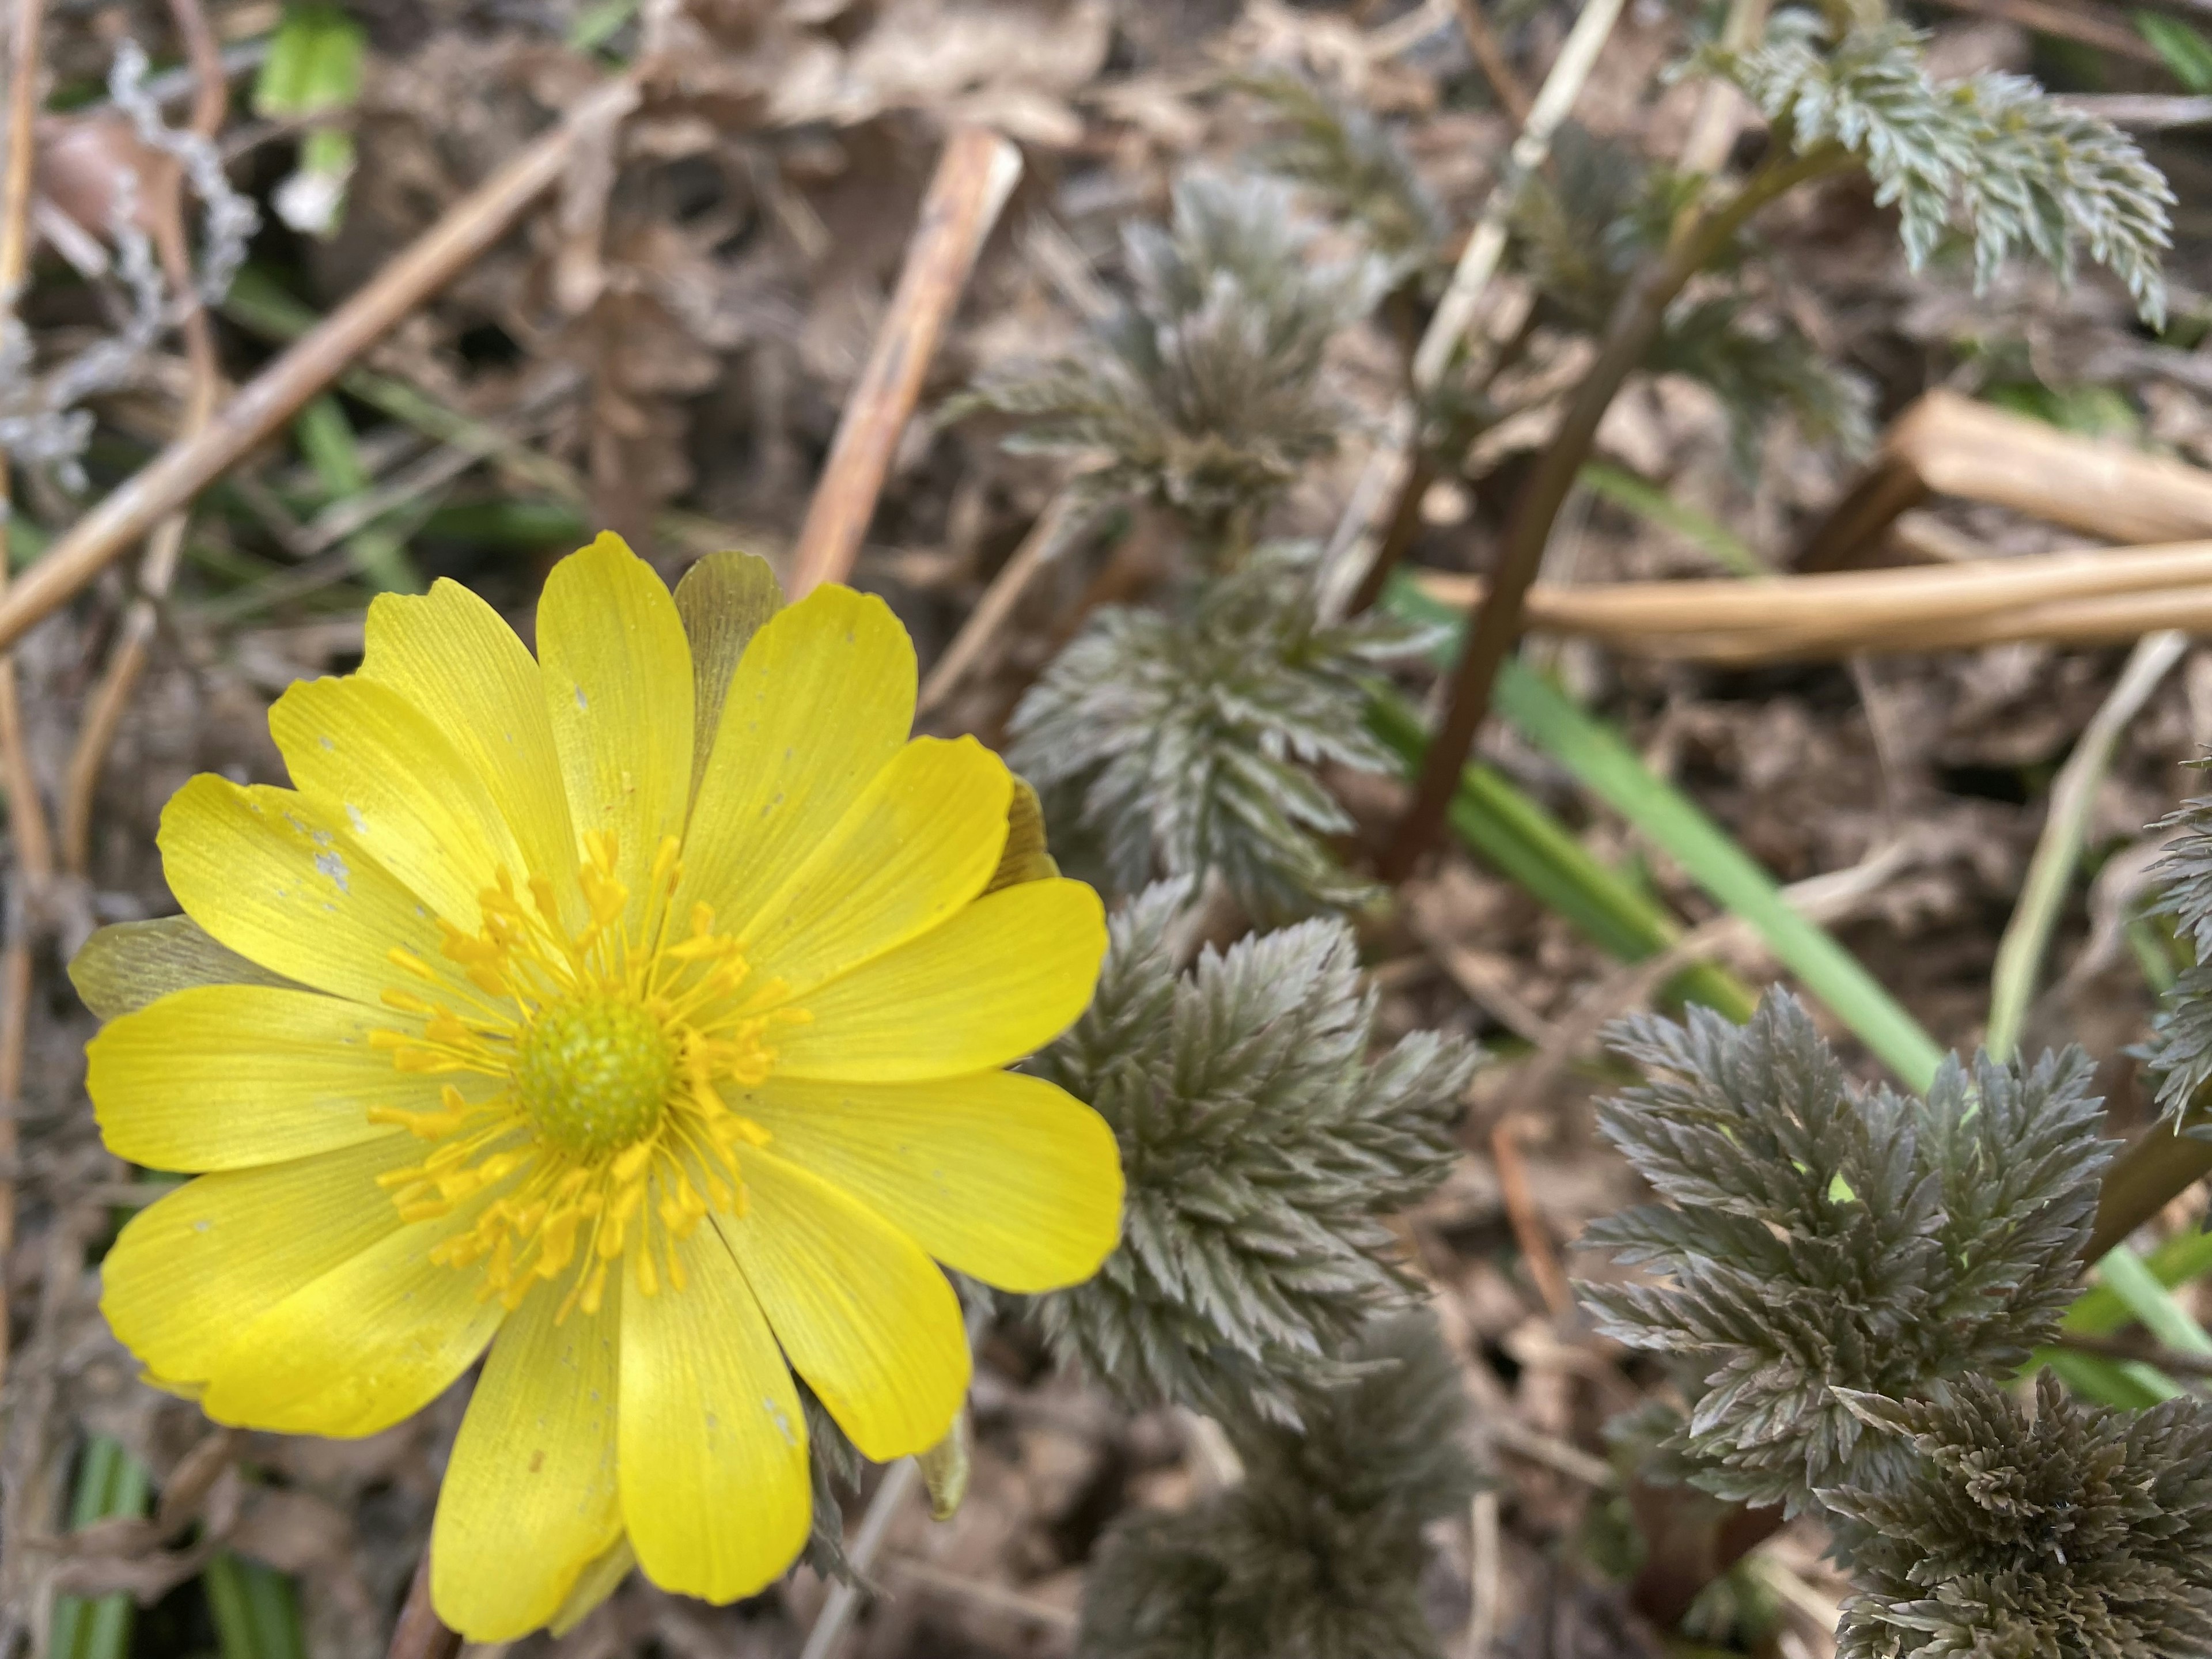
xmin=1381 ymin=143 xmax=1846 ymax=881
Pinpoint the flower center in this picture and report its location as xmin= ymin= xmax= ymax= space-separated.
xmin=513 ymin=994 xmax=675 ymax=1157
xmin=363 ymin=832 xmax=808 ymax=1319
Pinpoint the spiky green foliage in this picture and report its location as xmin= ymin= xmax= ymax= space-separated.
xmin=1824 ymin=1374 xmax=2212 ymax=1659
xmin=2145 ymin=779 xmax=2212 ymax=1125
xmin=1580 ymin=994 xmax=2110 ymax=1517
xmin=960 ymin=172 xmax=1384 ymax=536
xmin=1233 ymin=71 xmax=1446 ymax=280
xmin=1033 ymin=884 xmax=1479 ymax=1422
xmin=1505 ymin=126 xmax=1869 ymax=467
xmin=1006 ymin=544 xmax=1440 ymax=918
xmin=1077 ymin=1312 xmax=1480 ymax=1659
xmin=1705 ymin=9 xmax=2173 ymax=325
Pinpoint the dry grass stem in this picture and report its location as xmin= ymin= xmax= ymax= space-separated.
xmin=0 ymin=0 xmax=55 ymax=1403
xmin=917 ymin=492 xmax=1082 ymax=716
xmin=1411 ymin=539 xmax=2212 ymax=660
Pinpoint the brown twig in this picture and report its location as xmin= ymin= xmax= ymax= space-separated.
xmin=916 ymin=491 xmax=1083 ymax=717
xmin=1384 ymin=144 xmax=1844 ymax=880
xmin=1920 ymin=0 xmax=2164 ymax=63
xmin=787 ymin=124 xmax=1021 ymax=597
xmin=0 ymin=0 xmax=55 ymax=1402
xmin=1450 ymin=0 xmax=1533 ymax=126
xmin=0 ymin=73 xmax=642 ymax=658
xmin=1488 ymin=1118 xmax=1574 ymax=1319
xmin=59 ymin=0 xmax=225 ymax=877
xmin=2086 ymin=1112 xmax=2212 ymax=1263
xmin=385 ymin=1550 xmax=461 ymax=1659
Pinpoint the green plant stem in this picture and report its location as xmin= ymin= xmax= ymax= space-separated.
xmin=1986 ymin=630 xmax=2188 ymax=1062
xmin=1383 ymin=143 xmax=1846 ymax=881
xmin=2086 ymin=1109 xmax=2212 ymax=1262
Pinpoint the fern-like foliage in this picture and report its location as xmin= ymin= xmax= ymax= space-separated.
xmin=1032 ymin=884 xmax=1478 ymax=1423
xmin=1706 ymin=9 xmax=2173 ymax=325
xmin=1077 ymin=1312 xmax=1480 ymax=1659
xmin=1233 ymin=71 xmax=1446 ymax=282
xmin=1580 ymin=995 xmax=2109 ymax=1517
xmin=1825 ymin=1374 xmax=2212 ymax=1659
xmin=960 ymin=172 xmax=1384 ymax=537
xmin=1006 ymin=544 xmax=1440 ymax=919
xmin=2145 ymin=780 xmax=2212 ymax=1126
xmin=1506 ymin=126 xmax=1868 ymax=467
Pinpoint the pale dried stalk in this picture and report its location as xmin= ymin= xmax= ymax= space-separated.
xmin=1676 ymin=0 xmax=1769 ymax=180
xmin=915 ymin=493 xmax=1081 ymax=717
xmin=1799 ymin=389 xmax=2212 ymax=570
xmin=1319 ymin=0 xmax=1629 ymax=612
xmin=0 ymin=0 xmax=56 ymax=1400
xmin=1411 ymin=539 xmax=2212 ymax=660
xmin=0 ymin=73 xmax=643 ymax=657
xmin=1984 ymin=629 xmax=2190 ymax=1062
xmin=787 ymin=125 xmax=1021 ymax=597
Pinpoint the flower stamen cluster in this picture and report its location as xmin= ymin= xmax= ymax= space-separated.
xmin=365 ymin=830 xmax=805 ymax=1318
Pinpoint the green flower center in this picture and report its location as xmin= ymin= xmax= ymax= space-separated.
xmin=514 ymin=994 xmax=677 ymax=1157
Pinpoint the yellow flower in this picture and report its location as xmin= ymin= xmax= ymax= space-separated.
xmin=75 ymin=535 xmax=1122 ymax=1639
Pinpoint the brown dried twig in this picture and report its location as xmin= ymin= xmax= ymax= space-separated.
xmin=1450 ymin=0 xmax=1532 ymax=127
xmin=916 ymin=491 xmax=1084 ymax=718
xmin=1382 ymin=141 xmax=1849 ymax=880
xmin=0 ymin=73 xmax=643 ymax=659
xmin=0 ymin=0 xmax=56 ymax=1401
xmin=787 ymin=124 xmax=1021 ymax=598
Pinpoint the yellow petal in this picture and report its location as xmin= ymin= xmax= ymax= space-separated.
xmin=537 ymin=534 xmax=694 ymax=918
xmin=88 ymin=984 xmax=440 ymax=1171
xmin=672 ymin=551 xmax=783 ymax=797
xmin=738 ymin=1072 xmax=1122 ymax=1294
xmin=196 ymin=1197 xmax=505 ymax=1437
xmin=158 ymin=776 xmax=472 ymax=1010
xmin=718 ymin=1149 xmax=969 ymax=1462
xmin=739 ymin=737 xmax=1010 ymax=1000
xmin=270 ymin=674 xmax=531 ymax=933
xmin=677 ymin=585 xmax=914 ymax=940
xmin=359 ymin=578 xmax=582 ymax=926
xmin=619 ymin=1224 xmax=810 ymax=1603
xmin=773 ymin=879 xmax=1106 ymax=1082
xmin=69 ymin=914 xmax=297 ymax=1021
xmin=100 ymin=1136 xmax=421 ymax=1391
xmin=432 ymin=1282 xmax=623 ymax=1641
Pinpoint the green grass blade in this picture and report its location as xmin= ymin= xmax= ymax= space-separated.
xmin=2096 ymin=1242 xmax=2212 ymax=1355
xmin=1382 ymin=573 xmax=1942 ymax=1085
xmin=1368 ymin=690 xmax=1758 ymax=1020
xmin=1488 ymin=657 xmax=1943 ymax=1088
xmin=50 ymin=1436 xmax=151 ymax=1659
xmin=2138 ymin=9 xmax=2212 ymax=91
xmin=2068 ymin=1227 xmax=2212 ymax=1335
xmin=2033 ymin=1345 xmax=2180 ymax=1407
xmin=205 ymin=1551 xmax=308 ymax=1659
xmin=1577 ymin=461 xmax=1765 ymax=577
xmin=293 ymin=395 xmax=423 ymax=593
